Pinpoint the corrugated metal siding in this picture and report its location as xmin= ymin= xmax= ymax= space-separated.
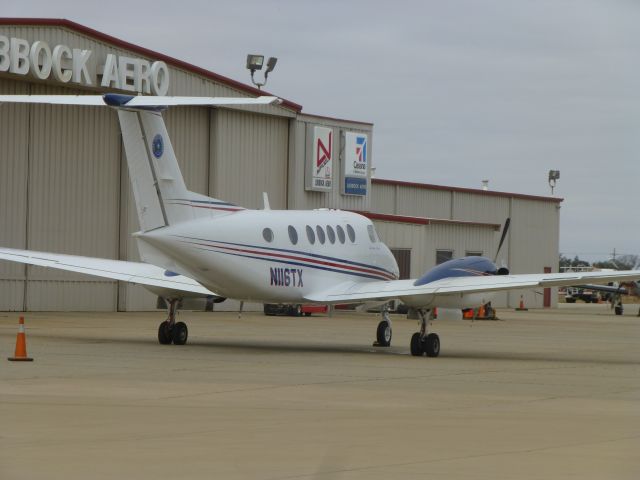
xmin=24 ymin=83 xmax=120 ymax=311
xmin=394 ymin=186 xmax=452 ymax=218
xmin=370 ymin=183 xmax=396 ymax=214
xmin=211 ymin=108 xmax=288 ymax=209
xmin=452 ymin=192 xmax=510 ymax=224
xmin=0 ymin=79 xmax=29 ymax=310
xmin=509 ymin=199 xmax=560 ymax=308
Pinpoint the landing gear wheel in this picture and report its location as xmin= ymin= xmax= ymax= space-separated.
xmin=376 ymin=320 xmax=392 ymax=347
xmin=615 ymin=305 xmax=623 ymax=315
xmin=172 ymin=321 xmax=188 ymax=345
xmin=158 ymin=321 xmax=172 ymax=345
xmin=410 ymin=332 xmax=424 ymax=356
xmin=425 ymin=333 xmax=440 ymax=357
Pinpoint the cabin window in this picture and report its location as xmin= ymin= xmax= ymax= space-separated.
xmin=436 ymin=249 xmax=453 ymax=264
xmin=367 ymin=225 xmax=377 ymax=243
xmin=346 ymin=224 xmax=356 ymax=243
xmin=288 ymin=225 xmax=298 ymax=245
xmin=262 ymin=228 xmax=274 ymax=243
xmin=336 ymin=225 xmax=346 ymax=244
xmin=306 ymin=225 xmax=315 ymax=244
xmin=316 ymin=225 xmax=326 ymax=244
xmin=326 ymin=225 xmax=336 ymax=244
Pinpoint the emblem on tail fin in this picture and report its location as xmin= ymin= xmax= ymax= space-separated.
xmin=152 ymin=134 xmax=164 ymax=158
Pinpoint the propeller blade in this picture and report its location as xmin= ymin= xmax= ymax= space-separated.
xmin=493 ymin=218 xmax=511 ymax=263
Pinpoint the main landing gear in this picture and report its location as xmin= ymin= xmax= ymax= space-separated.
xmin=410 ymin=309 xmax=440 ymax=357
xmin=374 ymin=308 xmax=392 ymax=347
xmin=158 ymin=298 xmax=188 ymax=345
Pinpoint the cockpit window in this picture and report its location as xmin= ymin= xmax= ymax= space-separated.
xmin=367 ymin=224 xmax=377 ymax=243
xmin=306 ymin=225 xmax=315 ymax=244
xmin=316 ymin=225 xmax=326 ymax=244
xmin=336 ymin=225 xmax=346 ymax=244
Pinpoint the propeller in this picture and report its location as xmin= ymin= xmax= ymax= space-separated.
xmin=493 ymin=217 xmax=511 ymax=264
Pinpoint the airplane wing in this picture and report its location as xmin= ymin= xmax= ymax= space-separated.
xmin=0 ymin=95 xmax=282 ymax=107
xmin=0 ymin=247 xmax=216 ymax=298
xmin=305 ymin=270 xmax=640 ymax=304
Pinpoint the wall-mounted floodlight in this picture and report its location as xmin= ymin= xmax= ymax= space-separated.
xmin=548 ymin=170 xmax=560 ymax=195
xmin=246 ymin=54 xmax=277 ymax=90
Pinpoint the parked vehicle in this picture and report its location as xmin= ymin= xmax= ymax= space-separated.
xmin=263 ymin=304 xmax=328 ymax=317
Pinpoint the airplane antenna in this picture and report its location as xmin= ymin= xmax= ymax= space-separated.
xmin=493 ymin=218 xmax=511 ymax=263
xmin=262 ymin=192 xmax=271 ymax=210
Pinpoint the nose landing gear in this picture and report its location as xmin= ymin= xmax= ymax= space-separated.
xmin=374 ymin=307 xmax=392 ymax=347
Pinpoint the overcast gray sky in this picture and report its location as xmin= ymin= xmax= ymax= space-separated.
xmin=6 ymin=0 xmax=640 ymax=263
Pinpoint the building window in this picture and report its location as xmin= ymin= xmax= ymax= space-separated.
xmin=326 ymin=225 xmax=336 ymax=244
xmin=336 ymin=225 xmax=346 ymax=244
xmin=306 ymin=225 xmax=315 ymax=244
xmin=316 ymin=225 xmax=326 ymax=244
xmin=288 ymin=225 xmax=298 ymax=245
xmin=263 ymin=228 xmax=274 ymax=243
xmin=436 ymin=249 xmax=453 ymax=264
xmin=346 ymin=224 xmax=356 ymax=243
xmin=465 ymin=251 xmax=483 ymax=257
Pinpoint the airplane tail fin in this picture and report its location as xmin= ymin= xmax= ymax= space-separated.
xmin=0 ymin=93 xmax=281 ymax=232
xmin=117 ymin=108 xmax=243 ymax=232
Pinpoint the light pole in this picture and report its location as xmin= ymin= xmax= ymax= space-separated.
xmin=548 ymin=170 xmax=560 ymax=195
xmin=246 ymin=54 xmax=277 ymax=90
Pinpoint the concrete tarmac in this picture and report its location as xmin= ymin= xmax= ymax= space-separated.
xmin=0 ymin=304 xmax=638 ymax=479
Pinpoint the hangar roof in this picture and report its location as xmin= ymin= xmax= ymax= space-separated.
xmin=372 ymin=178 xmax=563 ymax=203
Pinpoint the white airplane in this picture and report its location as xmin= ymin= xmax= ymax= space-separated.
xmin=1 ymin=94 xmax=639 ymax=357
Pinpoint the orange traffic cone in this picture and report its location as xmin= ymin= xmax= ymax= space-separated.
xmin=515 ymin=295 xmax=528 ymax=311
xmin=8 ymin=316 xmax=33 ymax=362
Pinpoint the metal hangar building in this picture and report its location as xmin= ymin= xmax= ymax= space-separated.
xmin=0 ymin=18 xmax=562 ymax=312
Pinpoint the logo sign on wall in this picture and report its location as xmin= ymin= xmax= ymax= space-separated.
xmin=342 ymin=132 xmax=368 ymax=196
xmin=305 ymin=126 xmax=333 ymax=192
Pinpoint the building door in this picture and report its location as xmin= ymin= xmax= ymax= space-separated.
xmin=391 ymin=249 xmax=411 ymax=279
xmin=543 ymin=267 xmax=552 ymax=307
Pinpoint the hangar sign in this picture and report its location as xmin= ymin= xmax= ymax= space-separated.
xmin=305 ymin=126 xmax=333 ymax=192
xmin=0 ymin=35 xmax=170 ymax=95
xmin=342 ymin=132 xmax=368 ymax=196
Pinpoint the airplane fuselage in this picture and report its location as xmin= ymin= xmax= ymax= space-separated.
xmin=138 ymin=209 xmax=400 ymax=302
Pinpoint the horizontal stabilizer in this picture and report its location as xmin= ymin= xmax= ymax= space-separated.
xmin=0 ymin=94 xmax=282 ymax=108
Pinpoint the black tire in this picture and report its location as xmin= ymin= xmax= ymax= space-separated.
xmin=172 ymin=321 xmax=188 ymax=345
xmin=158 ymin=321 xmax=172 ymax=345
xmin=376 ymin=320 xmax=392 ymax=346
xmin=304 ymin=312 xmax=312 ymax=317
xmin=565 ymin=298 xmax=576 ymax=304
xmin=410 ymin=332 xmax=424 ymax=356
xmin=614 ymin=305 xmax=623 ymax=315
xmin=425 ymin=333 xmax=440 ymax=357
xmin=263 ymin=304 xmax=276 ymax=316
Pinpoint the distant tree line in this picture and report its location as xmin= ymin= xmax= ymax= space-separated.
xmin=559 ymin=254 xmax=639 ymax=271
